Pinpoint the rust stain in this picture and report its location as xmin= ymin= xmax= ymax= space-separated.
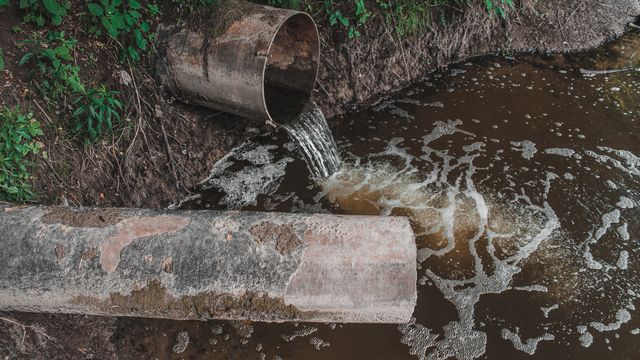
xmin=249 ymin=221 xmax=303 ymax=255
xmin=81 ymin=247 xmax=98 ymax=261
xmin=54 ymin=244 xmax=64 ymax=260
xmin=43 ymin=207 xmax=123 ymax=228
xmin=100 ymin=216 xmax=190 ymax=273
xmin=71 ymin=280 xmax=315 ymax=321
xmin=4 ymin=205 xmax=28 ymax=212
xmin=161 ymin=256 xmax=174 ymax=273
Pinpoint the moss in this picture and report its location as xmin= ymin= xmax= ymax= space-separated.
xmin=42 ymin=207 xmax=123 ymax=228
xmin=72 ymin=280 xmax=317 ymax=321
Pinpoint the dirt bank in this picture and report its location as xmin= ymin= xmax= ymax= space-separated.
xmin=314 ymin=0 xmax=640 ymax=118
xmin=1 ymin=0 xmax=640 ymax=358
xmin=1 ymin=0 xmax=637 ymax=211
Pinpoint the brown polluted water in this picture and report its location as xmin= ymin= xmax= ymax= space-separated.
xmin=116 ymin=33 xmax=640 ymax=359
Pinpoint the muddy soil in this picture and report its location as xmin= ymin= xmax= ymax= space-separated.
xmin=313 ymin=0 xmax=640 ymax=118
xmin=1 ymin=0 xmax=640 ymax=359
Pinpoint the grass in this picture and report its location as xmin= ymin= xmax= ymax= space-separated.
xmin=0 ymin=107 xmax=46 ymax=202
xmin=266 ymin=0 xmax=513 ymax=38
xmin=73 ymin=85 xmax=124 ymax=142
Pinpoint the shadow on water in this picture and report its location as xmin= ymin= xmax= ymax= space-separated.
xmin=116 ymin=32 xmax=640 ymax=359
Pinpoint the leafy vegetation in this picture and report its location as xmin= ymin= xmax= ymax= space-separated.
xmin=73 ymin=86 xmax=124 ymax=142
xmin=19 ymin=31 xmax=124 ymax=142
xmin=19 ymin=31 xmax=83 ymax=101
xmin=0 ymin=107 xmax=45 ymax=202
xmin=484 ymin=0 xmax=513 ymax=18
xmin=267 ymin=0 xmax=513 ymax=38
xmin=0 ymin=48 xmax=5 ymax=71
xmin=19 ymin=0 xmax=69 ymax=26
xmin=86 ymin=0 xmax=157 ymax=61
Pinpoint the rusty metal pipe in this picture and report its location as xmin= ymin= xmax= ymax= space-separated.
xmin=156 ymin=0 xmax=320 ymax=125
xmin=0 ymin=205 xmax=416 ymax=323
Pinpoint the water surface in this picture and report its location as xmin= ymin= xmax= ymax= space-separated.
xmin=117 ymin=33 xmax=640 ymax=360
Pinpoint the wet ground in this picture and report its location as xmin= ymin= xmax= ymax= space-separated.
xmin=116 ymin=32 xmax=640 ymax=359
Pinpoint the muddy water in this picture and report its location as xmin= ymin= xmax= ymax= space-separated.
xmin=116 ymin=33 xmax=640 ymax=359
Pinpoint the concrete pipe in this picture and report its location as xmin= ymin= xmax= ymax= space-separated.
xmin=0 ymin=205 xmax=417 ymax=323
xmin=156 ymin=0 xmax=320 ymax=125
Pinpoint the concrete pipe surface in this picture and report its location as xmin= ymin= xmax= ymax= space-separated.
xmin=0 ymin=205 xmax=417 ymax=323
xmin=156 ymin=0 xmax=320 ymax=125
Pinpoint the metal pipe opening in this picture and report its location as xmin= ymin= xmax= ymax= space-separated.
xmin=156 ymin=3 xmax=321 ymax=126
xmin=263 ymin=13 xmax=320 ymax=123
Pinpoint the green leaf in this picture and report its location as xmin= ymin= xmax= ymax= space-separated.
xmin=128 ymin=0 xmax=141 ymax=10
xmin=140 ymin=21 xmax=150 ymax=32
xmin=19 ymin=0 xmax=30 ymax=9
xmin=19 ymin=53 xmax=33 ymax=66
xmin=52 ymin=15 xmax=62 ymax=25
xmin=339 ymin=16 xmax=349 ymax=27
xmin=128 ymin=9 xmax=140 ymax=19
xmin=134 ymin=29 xmax=147 ymax=50
xmin=87 ymin=3 xmax=104 ymax=16
xmin=36 ymin=16 xmax=45 ymax=26
xmin=127 ymin=46 xmax=138 ymax=61
xmin=0 ymin=49 xmax=4 ymax=72
xmin=102 ymin=17 xmax=118 ymax=37
xmin=42 ymin=0 xmax=64 ymax=16
xmin=111 ymin=13 xmax=125 ymax=29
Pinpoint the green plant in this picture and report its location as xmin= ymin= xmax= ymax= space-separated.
xmin=19 ymin=0 xmax=69 ymax=26
xmin=86 ymin=0 xmax=156 ymax=61
xmin=0 ymin=107 xmax=45 ymax=202
xmin=484 ymin=0 xmax=513 ymax=18
xmin=267 ymin=0 xmax=301 ymax=9
xmin=20 ymin=31 xmax=84 ymax=101
xmin=323 ymin=0 xmax=365 ymax=38
xmin=0 ymin=48 xmax=4 ymax=71
xmin=0 ymin=0 xmax=8 ymax=8
xmin=73 ymin=86 xmax=123 ymax=141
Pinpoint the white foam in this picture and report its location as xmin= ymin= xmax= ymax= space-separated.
xmin=544 ymin=147 xmax=576 ymax=157
xmin=541 ymin=304 xmax=559 ymax=318
xmin=617 ymin=196 xmax=636 ymax=209
xmin=617 ymin=251 xmax=629 ymax=270
xmin=591 ymin=309 xmax=632 ymax=332
xmin=577 ymin=326 xmax=593 ymax=347
xmin=501 ymin=328 xmax=554 ymax=355
xmin=510 ymin=140 xmax=537 ymax=160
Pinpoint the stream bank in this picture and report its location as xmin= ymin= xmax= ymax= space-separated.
xmin=313 ymin=0 xmax=640 ymax=118
xmin=1 ymin=0 xmax=640 ymax=358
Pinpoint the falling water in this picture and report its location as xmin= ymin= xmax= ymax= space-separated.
xmin=282 ymin=102 xmax=342 ymax=179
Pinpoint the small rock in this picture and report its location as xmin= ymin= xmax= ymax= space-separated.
xmin=117 ymin=70 xmax=132 ymax=87
xmin=172 ymin=331 xmax=189 ymax=354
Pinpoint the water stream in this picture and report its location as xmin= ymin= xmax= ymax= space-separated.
xmin=118 ymin=33 xmax=640 ymax=359
xmin=281 ymin=102 xmax=342 ymax=179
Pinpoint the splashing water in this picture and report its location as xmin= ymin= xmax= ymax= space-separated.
xmin=168 ymin=36 xmax=640 ymax=359
xmin=282 ymin=103 xmax=342 ymax=179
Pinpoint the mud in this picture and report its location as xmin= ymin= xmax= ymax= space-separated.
xmin=1 ymin=0 xmax=640 ymax=359
xmin=158 ymin=31 xmax=640 ymax=359
xmin=71 ymin=280 xmax=314 ymax=322
xmin=42 ymin=207 xmax=123 ymax=228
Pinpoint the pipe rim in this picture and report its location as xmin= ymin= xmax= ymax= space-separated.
xmin=261 ymin=11 xmax=320 ymax=126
